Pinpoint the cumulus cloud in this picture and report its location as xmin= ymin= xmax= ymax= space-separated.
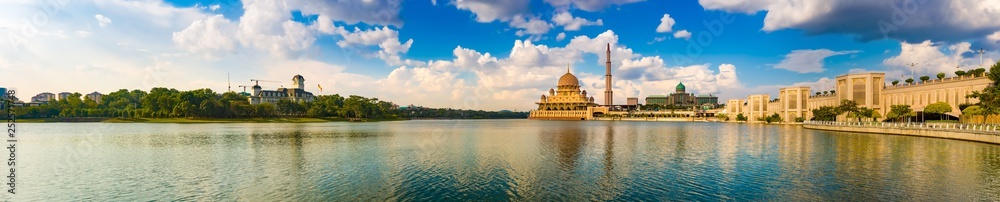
xmin=673 ymin=30 xmax=691 ymax=40
xmin=989 ymin=31 xmax=1000 ymax=44
xmin=172 ymin=0 xmax=413 ymax=60
xmin=882 ymin=40 xmax=1000 ymax=79
xmin=774 ymin=49 xmax=860 ymax=73
xmin=295 ymin=0 xmax=404 ymax=27
xmin=452 ymin=0 xmax=530 ymax=22
xmin=556 ymin=32 xmax=566 ymax=41
xmin=326 ymin=26 xmax=417 ymax=66
xmin=551 ymin=11 xmax=603 ymax=31
xmin=511 ymin=16 xmax=553 ymax=36
xmin=655 ymin=14 xmax=675 ymax=33
xmin=172 ymin=15 xmax=238 ymax=58
xmin=544 ymin=0 xmax=645 ymax=12
xmin=698 ymin=0 xmax=1000 ymax=44
xmin=95 ymin=14 xmax=112 ymax=27
xmin=376 ymin=30 xmax=741 ymax=109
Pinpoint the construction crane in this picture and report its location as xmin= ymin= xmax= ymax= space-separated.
xmin=250 ymin=79 xmax=279 ymax=86
xmin=236 ymin=85 xmax=251 ymax=96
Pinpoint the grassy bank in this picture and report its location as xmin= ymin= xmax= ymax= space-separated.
xmin=16 ymin=117 xmax=409 ymax=123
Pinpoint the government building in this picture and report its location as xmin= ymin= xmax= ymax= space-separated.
xmin=725 ymin=71 xmax=991 ymax=122
xmin=644 ymin=82 xmax=718 ymax=108
xmin=249 ymin=74 xmax=315 ymax=105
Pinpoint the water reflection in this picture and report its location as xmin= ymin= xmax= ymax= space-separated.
xmin=9 ymin=120 xmax=1000 ymax=201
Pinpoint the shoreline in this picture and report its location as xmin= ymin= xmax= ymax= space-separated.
xmin=16 ymin=117 xmax=411 ymax=123
xmin=803 ymin=123 xmax=1000 ymax=145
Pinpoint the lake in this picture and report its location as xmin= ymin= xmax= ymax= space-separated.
xmin=7 ymin=120 xmax=1000 ymax=201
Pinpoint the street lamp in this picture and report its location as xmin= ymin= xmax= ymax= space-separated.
xmin=979 ymin=48 xmax=987 ymax=68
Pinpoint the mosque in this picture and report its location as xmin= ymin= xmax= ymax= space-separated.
xmin=528 ymin=44 xmax=613 ymax=120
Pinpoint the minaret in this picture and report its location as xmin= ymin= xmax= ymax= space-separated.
xmin=604 ymin=43 xmax=613 ymax=106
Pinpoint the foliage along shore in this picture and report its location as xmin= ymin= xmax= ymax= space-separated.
xmin=8 ymin=87 xmax=528 ymax=122
xmin=15 ymin=117 xmax=412 ymax=123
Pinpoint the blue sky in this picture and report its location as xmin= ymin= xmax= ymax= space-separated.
xmin=2 ymin=0 xmax=1000 ymax=110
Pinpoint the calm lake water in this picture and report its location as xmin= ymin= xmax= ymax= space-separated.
xmin=7 ymin=120 xmax=1000 ymax=201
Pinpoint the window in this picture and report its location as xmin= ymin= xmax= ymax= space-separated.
xmin=852 ymin=78 xmax=866 ymax=104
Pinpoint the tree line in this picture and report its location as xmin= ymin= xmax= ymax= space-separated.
xmin=890 ymin=67 xmax=988 ymax=86
xmin=12 ymin=88 xmax=527 ymax=119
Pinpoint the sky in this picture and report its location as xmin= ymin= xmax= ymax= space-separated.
xmin=2 ymin=0 xmax=1000 ymax=111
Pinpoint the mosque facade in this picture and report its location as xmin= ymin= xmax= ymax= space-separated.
xmin=528 ymin=67 xmax=609 ymax=120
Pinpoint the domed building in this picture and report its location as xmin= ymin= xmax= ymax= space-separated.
xmin=529 ymin=66 xmax=609 ymax=120
xmin=249 ymin=74 xmax=315 ymax=105
xmin=644 ymin=82 xmax=719 ymax=108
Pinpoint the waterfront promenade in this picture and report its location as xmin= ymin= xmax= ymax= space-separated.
xmin=804 ymin=121 xmax=1000 ymax=144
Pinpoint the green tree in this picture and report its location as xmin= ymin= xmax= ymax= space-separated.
xmin=962 ymin=105 xmax=984 ymax=123
xmin=919 ymin=76 xmax=930 ymax=83
xmin=892 ymin=80 xmax=899 ymax=86
xmin=764 ymin=113 xmax=782 ymax=123
xmin=715 ymin=113 xmax=729 ymax=121
xmin=837 ymin=99 xmax=860 ymax=122
xmin=735 ymin=113 xmax=747 ymax=122
xmin=811 ymin=106 xmax=838 ymax=121
xmin=924 ymin=102 xmax=953 ymax=121
xmin=831 ymin=90 xmax=836 ymax=94
xmin=905 ymin=78 xmax=914 ymax=84
xmin=936 ymin=72 xmax=946 ymax=80
xmin=887 ymin=105 xmax=914 ymax=122
xmin=955 ymin=70 xmax=966 ymax=77
xmin=968 ymin=61 xmax=1000 ymax=121
xmin=971 ymin=68 xmax=987 ymax=77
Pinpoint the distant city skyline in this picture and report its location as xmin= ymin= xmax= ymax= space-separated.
xmin=2 ymin=0 xmax=1000 ymax=110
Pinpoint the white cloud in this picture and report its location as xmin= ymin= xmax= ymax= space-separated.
xmin=452 ymin=0 xmax=530 ymax=23
xmin=647 ymin=36 xmax=667 ymax=44
xmin=334 ymin=26 xmax=416 ymax=66
xmin=551 ymin=11 xmax=603 ymax=31
xmin=294 ymin=0 xmax=404 ymax=27
xmin=511 ymin=16 xmax=553 ymax=36
xmin=556 ymin=32 xmax=566 ymax=41
xmin=882 ymin=40 xmax=999 ymax=79
xmin=95 ymin=14 xmax=112 ymax=27
xmin=208 ymin=4 xmax=220 ymax=11
xmin=1 ymin=0 xmax=758 ymax=111
xmin=698 ymin=0 xmax=1000 ymax=44
xmin=375 ymin=30 xmax=699 ymax=109
xmin=544 ymin=0 xmax=645 ymax=12
xmin=673 ymin=30 xmax=691 ymax=40
xmin=774 ymin=49 xmax=860 ymax=73
xmin=172 ymin=15 xmax=238 ymax=58
xmin=989 ymin=31 xmax=1000 ymax=44
xmin=172 ymin=0 xmax=412 ymax=60
xmin=655 ymin=14 xmax=675 ymax=33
